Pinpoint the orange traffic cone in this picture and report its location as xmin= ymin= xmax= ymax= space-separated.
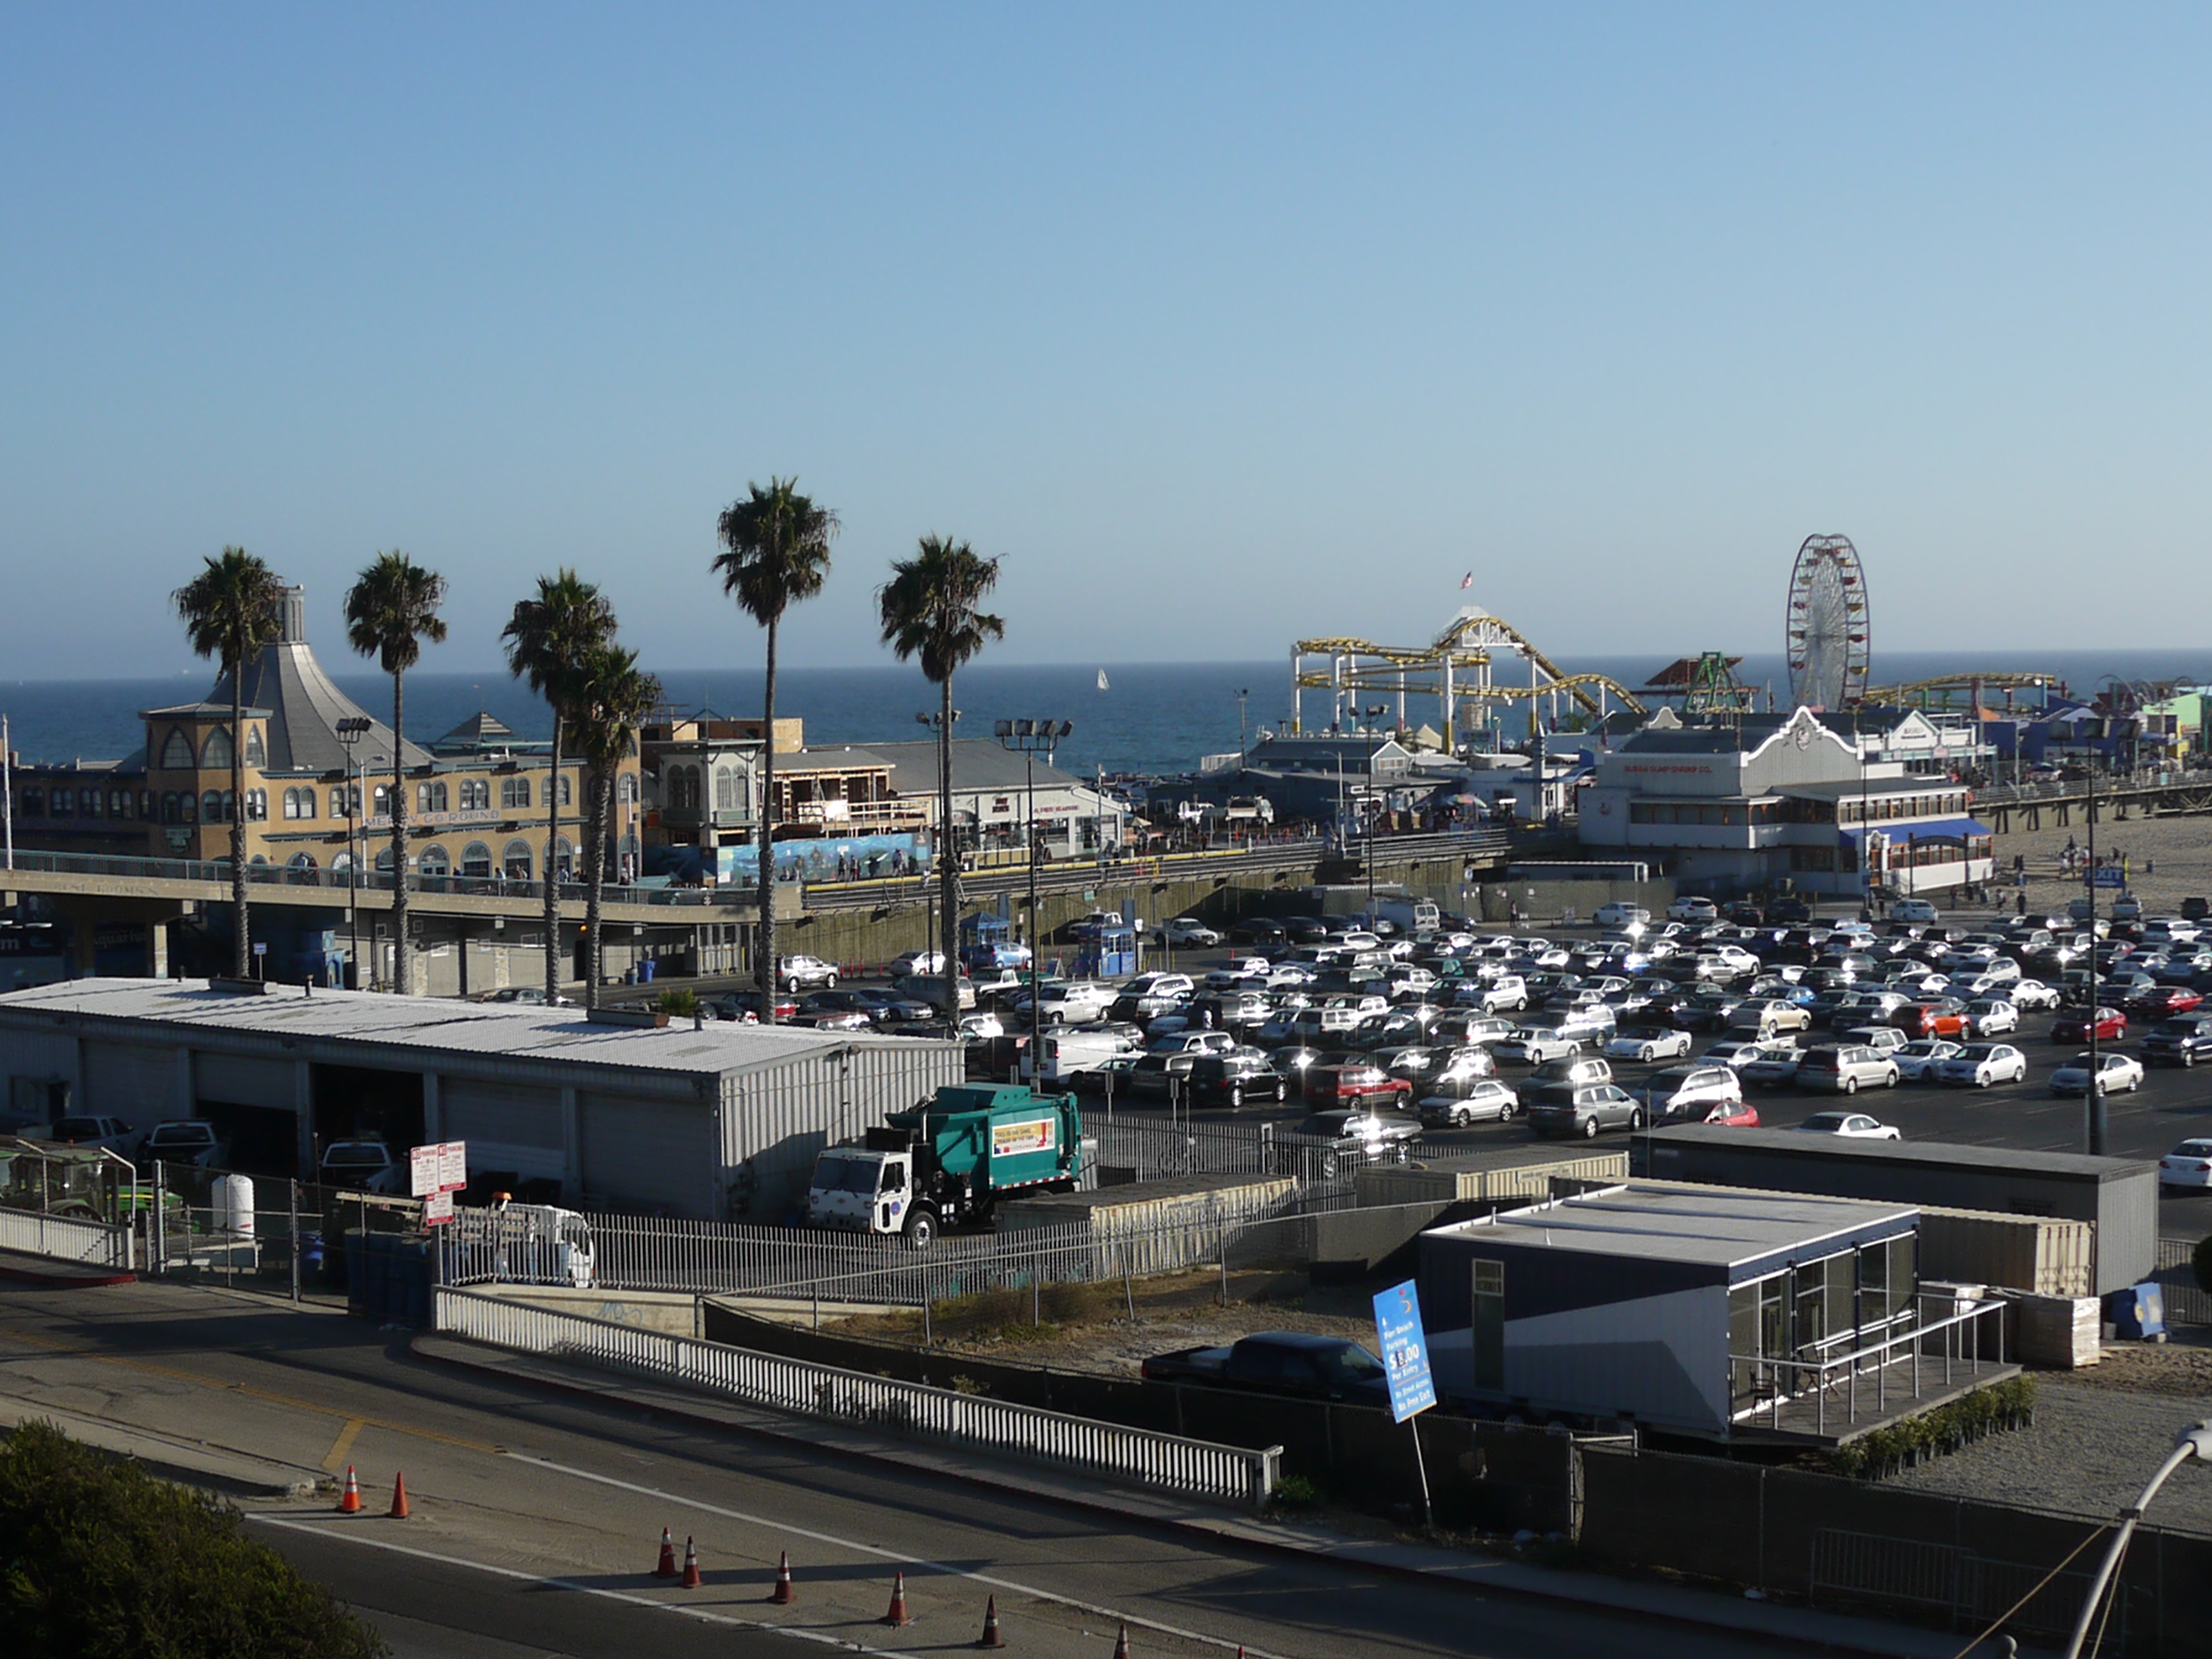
xmin=770 ymin=1551 xmax=794 ymax=1605
xmin=881 ymin=1571 xmax=911 ymax=1626
xmin=388 ymin=1471 xmax=410 ymax=1519
xmin=654 ymin=1527 xmax=678 ymax=1579
xmin=336 ymin=1466 xmax=362 ymax=1514
xmin=1111 ymin=1623 xmax=1131 ymax=1657
xmin=977 ymin=1593 xmax=1005 ymax=1648
xmin=680 ymin=1536 xmax=702 ymax=1589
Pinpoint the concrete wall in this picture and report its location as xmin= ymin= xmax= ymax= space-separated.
xmin=469 ymin=1282 xmax=702 ymax=1335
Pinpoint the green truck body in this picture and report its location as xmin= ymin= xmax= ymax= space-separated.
xmin=807 ymin=1083 xmax=1082 ymax=1246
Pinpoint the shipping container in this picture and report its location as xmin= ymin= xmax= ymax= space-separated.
xmin=1355 ymin=1147 xmax=1629 ymax=1208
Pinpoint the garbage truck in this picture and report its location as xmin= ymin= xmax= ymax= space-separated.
xmin=805 ymin=1083 xmax=1082 ymax=1248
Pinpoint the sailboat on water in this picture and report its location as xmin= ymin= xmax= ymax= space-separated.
xmin=1097 ymin=669 xmax=1109 ymax=691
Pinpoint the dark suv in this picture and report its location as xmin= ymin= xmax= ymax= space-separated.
xmin=2143 ymin=1013 xmax=2212 ymax=1067
xmin=1187 ymin=1052 xmax=1290 ymax=1109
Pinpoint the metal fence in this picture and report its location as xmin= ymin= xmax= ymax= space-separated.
xmin=0 ymin=1205 xmax=132 ymax=1270
xmin=2155 ymin=1236 xmax=2210 ymax=1326
xmin=1083 ymin=1112 xmax=1459 ymax=1185
xmin=1809 ymin=1528 xmax=2139 ymax=1646
xmin=435 ymin=1287 xmax=1280 ymax=1509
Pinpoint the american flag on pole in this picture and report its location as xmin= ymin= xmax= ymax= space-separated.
xmin=1459 ymin=571 xmax=1474 ymax=589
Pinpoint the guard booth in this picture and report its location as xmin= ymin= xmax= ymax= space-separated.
xmin=960 ymin=912 xmax=1031 ymax=971
xmin=1083 ymin=921 xmax=1140 ymax=977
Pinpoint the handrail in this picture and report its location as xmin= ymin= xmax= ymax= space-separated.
xmin=1729 ymin=1296 xmax=2008 ymax=1436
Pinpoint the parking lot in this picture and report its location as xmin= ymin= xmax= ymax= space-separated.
xmin=1084 ymin=919 xmax=2212 ymax=1243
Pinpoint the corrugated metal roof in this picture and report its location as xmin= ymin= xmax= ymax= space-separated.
xmin=1647 ymin=1124 xmax=2146 ymax=1180
xmin=1429 ymin=1180 xmax=1913 ymax=1268
xmin=0 ymin=978 xmax=954 ymax=1081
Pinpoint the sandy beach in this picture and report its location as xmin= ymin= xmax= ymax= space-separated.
xmin=1984 ymin=803 xmax=2212 ymax=919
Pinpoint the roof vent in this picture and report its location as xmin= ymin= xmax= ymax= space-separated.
xmin=207 ymin=977 xmax=275 ymax=997
xmin=586 ymin=1008 xmax=667 ymax=1030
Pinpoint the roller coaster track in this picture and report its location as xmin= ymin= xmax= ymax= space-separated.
xmin=1863 ymin=670 xmax=2067 ymax=708
xmin=1295 ymin=607 xmax=1646 ymax=721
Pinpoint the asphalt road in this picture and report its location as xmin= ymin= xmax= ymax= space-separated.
xmin=0 ymin=1281 xmax=1807 ymax=1659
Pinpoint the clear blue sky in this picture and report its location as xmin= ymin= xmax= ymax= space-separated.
xmin=5 ymin=5 xmax=2209 ymax=679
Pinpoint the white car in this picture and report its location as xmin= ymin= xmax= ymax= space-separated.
xmin=2158 ymin=1138 xmax=2212 ymax=1187
xmin=1963 ymin=999 xmax=2020 ymax=1037
xmin=1890 ymin=1039 xmax=1961 ymax=1082
xmin=1794 ymin=1111 xmax=1902 ymax=1140
xmin=1666 ymin=897 xmax=1719 ymax=923
xmin=2009 ymin=979 xmax=2062 ymax=1011
xmin=1157 ymin=916 xmax=1223 ymax=948
xmin=1494 ymin=1026 xmax=1583 ymax=1065
xmin=1417 ymin=1079 xmax=1520 ymax=1127
xmin=776 ymin=953 xmax=839 ymax=992
xmin=1935 ymin=1043 xmax=2029 ymax=1088
xmin=889 ymin=948 xmax=950 ymax=977
xmin=1593 ymin=902 xmax=1651 ymax=930
xmin=1605 ymin=1027 xmax=1694 ymax=1063
xmin=2049 ymin=1052 xmax=2146 ymax=1096
xmin=1203 ymin=958 xmax=1272 ymax=990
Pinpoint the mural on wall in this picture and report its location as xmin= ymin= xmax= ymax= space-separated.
xmin=717 ymin=831 xmax=932 ymax=886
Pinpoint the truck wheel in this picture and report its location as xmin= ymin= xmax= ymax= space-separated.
xmin=902 ymin=1211 xmax=937 ymax=1250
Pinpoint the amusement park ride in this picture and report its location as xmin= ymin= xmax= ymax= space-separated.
xmin=1287 ymin=534 xmax=2072 ymax=745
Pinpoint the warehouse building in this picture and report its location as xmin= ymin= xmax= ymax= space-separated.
xmin=1642 ymin=1125 xmax=2157 ymax=1295
xmin=0 ymin=978 xmax=962 ymax=1220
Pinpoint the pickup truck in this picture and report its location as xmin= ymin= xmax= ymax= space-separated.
xmin=1139 ymin=1331 xmax=1392 ymax=1407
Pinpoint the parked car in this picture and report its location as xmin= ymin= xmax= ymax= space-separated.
xmin=1961 ymin=999 xmax=2021 ymax=1037
xmin=1156 ymin=916 xmax=1223 ymax=948
xmin=1838 ymin=1025 xmax=1910 ymax=1055
xmin=46 ymin=1116 xmax=135 ymax=1156
xmin=1725 ymin=999 xmax=1812 ymax=1040
xmin=1285 ymin=1108 xmax=1422 ymax=1175
xmin=1890 ymin=899 xmax=1940 ymax=924
xmin=1526 ymin=1083 xmax=1642 ymax=1139
xmin=1666 ymin=897 xmax=1719 ymax=924
xmin=1934 ymin=1043 xmax=2030 ymax=1088
xmin=2143 ymin=1014 xmax=2212 ymax=1067
xmin=1140 ymin=1332 xmax=1391 ymax=1405
xmin=2048 ymin=1051 xmax=2146 ymax=1096
xmin=2052 ymin=1007 xmax=2127 ymax=1044
xmin=1228 ymin=919 xmax=1290 ymax=946
xmin=1698 ymin=1098 xmax=1761 ymax=1128
xmin=1793 ymin=1111 xmax=1901 ymax=1140
xmin=1605 ymin=1026 xmax=1694 ymax=1063
xmin=1417 ymin=1079 xmax=1520 ymax=1128
xmin=775 ymin=954 xmax=840 ymax=992
xmin=1302 ymin=1063 xmax=1412 ymax=1107
xmin=1493 ymin=1025 xmax=1583 ymax=1066
xmin=1593 ymin=902 xmax=1651 ymax=930
xmin=1890 ymin=1039 xmax=1961 ymax=1082
xmin=2158 ymin=1138 xmax=2212 ymax=1187
xmin=1794 ymin=1045 xmax=1900 ymax=1095
xmin=1738 ymin=1045 xmax=1810 ymax=1089
xmin=1634 ymin=1065 xmax=1744 ymax=1123
xmin=1187 ymin=1052 xmax=1290 ymax=1109
xmin=1527 ymin=1054 xmax=1614 ymax=1092
xmin=2127 ymin=984 xmax=2204 ymax=1019
xmin=137 ymin=1118 xmax=227 ymax=1168
xmin=319 ymin=1139 xmax=409 ymax=1194
xmin=888 ymin=948 xmax=950 ymax=978
xmin=2008 ymin=978 xmax=2062 ymax=1010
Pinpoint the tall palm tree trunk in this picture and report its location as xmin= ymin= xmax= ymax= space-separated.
xmin=586 ymin=767 xmax=611 ymax=1007
xmin=544 ymin=715 xmax=564 ymax=1001
xmin=757 ymin=619 xmax=779 ymax=1022
xmin=391 ymin=675 xmax=409 ymax=993
xmin=231 ymin=681 xmax=249 ymax=977
xmin=937 ymin=675 xmax=957 ymax=1015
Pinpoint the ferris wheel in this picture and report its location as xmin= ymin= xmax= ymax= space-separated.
xmin=1784 ymin=534 xmax=1870 ymax=710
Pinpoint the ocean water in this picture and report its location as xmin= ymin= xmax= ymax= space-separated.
xmin=4 ymin=648 xmax=2203 ymax=780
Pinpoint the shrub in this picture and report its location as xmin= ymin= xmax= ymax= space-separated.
xmin=1269 ymin=1473 xmax=1323 ymax=1511
xmin=0 ymin=1421 xmax=385 ymax=1658
xmin=653 ymin=987 xmax=699 ymax=1019
xmin=1824 ymin=1376 xmax=2037 ymax=1480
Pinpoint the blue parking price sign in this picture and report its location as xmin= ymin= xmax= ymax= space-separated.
xmin=1373 ymin=1279 xmax=1437 ymax=1423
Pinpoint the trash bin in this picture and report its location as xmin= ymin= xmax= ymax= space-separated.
xmin=640 ymin=957 xmax=655 ymax=983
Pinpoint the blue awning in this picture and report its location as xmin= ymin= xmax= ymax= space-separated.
xmin=1838 ymin=816 xmax=1994 ymax=845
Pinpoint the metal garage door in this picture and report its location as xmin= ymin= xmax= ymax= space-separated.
xmin=85 ymin=1043 xmax=182 ymax=1124
xmin=577 ymin=1092 xmax=715 ymax=1218
xmin=440 ymin=1081 xmax=564 ymax=1149
xmin=196 ymin=1053 xmax=298 ymax=1110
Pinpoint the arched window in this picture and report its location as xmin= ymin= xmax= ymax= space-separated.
xmin=202 ymin=727 xmax=234 ymax=769
xmin=371 ymin=784 xmax=392 ymax=817
xmin=714 ymin=765 xmax=740 ymax=813
xmin=79 ymin=790 xmax=101 ymax=820
xmin=159 ymin=728 xmax=194 ymax=770
xmin=375 ymin=846 xmax=395 ymax=874
xmin=330 ymin=785 xmax=357 ymax=819
xmin=461 ymin=841 xmax=493 ymax=879
xmin=244 ymin=789 xmax=268 ymax=822
xmin=541 ymin=775 xmax=571 ymax=808
xmin=418 ymin=780 xmax=448 ymax=814
xmin=417 ymin=843 xmax=451 ymax=878
xmin=331 ymin=851 xmax=354 ymax=875
xmin=460 ymin=778 xmax=490 ymax=811
xmin=49 ymin=788 xmax=73 ymax=820
xmin=287 ymin=852 xmax=318 ymax=879
xmin=200 ymin=790 xmax=225 ymax=822
xmin=618 ymin=773 xmax=639 ymax=805
xmin=500 ymin=776 xmax=530 ymax=811
xmin=242 ymin=726 xmax=265 ymax=768
xmin=503 ymin=839 xmax=533 ymax=880
xmin=178 ymin=793 xmax=197 ymax=823
xmin=552 ymin=835 xmax=575 ymax=880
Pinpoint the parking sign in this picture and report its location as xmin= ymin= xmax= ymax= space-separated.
xmin=1372 ymin=1279 xmax=1437 ymax=1423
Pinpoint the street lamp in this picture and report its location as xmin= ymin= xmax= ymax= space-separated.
xmin=916 ymin=707 xmax=962 ymax=1012
xmin=336 ymin=717 xmax=372 ymax=989
xmin=1237 ymin=688 xmax=1250 ymax=756
xmin=997 ymin=717 xmax=1072 ymax=1086
xmin=2062 ymin=1419 xmax=2212 ymax=1658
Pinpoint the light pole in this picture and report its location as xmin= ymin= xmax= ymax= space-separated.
xmin=1237 ymin=688 xmax=1249 ymax=756
xmin=2086 ymin=749 xmax=2105 ymax=1155
xmin=2062 ymin=1419 xmax=2212 ymax=1657
xmin=997 ymin=717 xmax=1072 ymax=1086
xmin=916 ymin=707 xmax=961 ymax=1011
xmin=336 ymin=717 xmax=372 ymax=989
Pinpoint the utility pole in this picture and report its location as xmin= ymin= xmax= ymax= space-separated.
xmin=337 ymin=717 xmax=372 ymax=989
xmin=997 ymin=718 xmax=1072 ymax=1084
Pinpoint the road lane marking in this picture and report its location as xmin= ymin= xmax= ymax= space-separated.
xmin=249 ymin=1514 xmax=937 ymax=1657
xmin=503 ymin=1452 xmax=1287 ymax=1657
xmin=0 ymin=1327 xmax=501 ymax=1455
xmin=324 ymin=1418 xmax=366 ymax=1474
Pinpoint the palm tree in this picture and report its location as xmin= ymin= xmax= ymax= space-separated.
xmin=173 ymin=547 xmax=285 ymax=978
xmin=502 ymin=572 xmax=614 ymax=1004
xmin=713 ymin=478 xmax=839 ymax=1025
xmin=877 ymin=535 xmax=1004 ymax=1015
xmin=343 ymin=552 xmax=448 ymax=995
xmin=566 ymin=642 xmax=662 ymax=1008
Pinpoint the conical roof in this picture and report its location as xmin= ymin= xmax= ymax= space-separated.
xmin=434 ymin=709 xmax=517 ymax=752
xmin=206 ymin=586 xmax=432 ymax=775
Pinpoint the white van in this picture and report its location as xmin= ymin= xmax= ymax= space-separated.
xmin=1023 ymin=1027 xmax=1141 ymax=1083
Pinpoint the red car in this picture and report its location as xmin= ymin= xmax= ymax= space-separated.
xmin=1700 ymin=1100 xmax=1761 ymax=1128
xmin=1891 ymin=999 xmax=1969 ymax=1039
xmin=1303 ymin=1063 xmax=1412 ymax=1106
xmin=2052 ymin=1006 xmax=2128 ymax=1044
xmin=2127 ymin=986 xmax=2203 ymax=1018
